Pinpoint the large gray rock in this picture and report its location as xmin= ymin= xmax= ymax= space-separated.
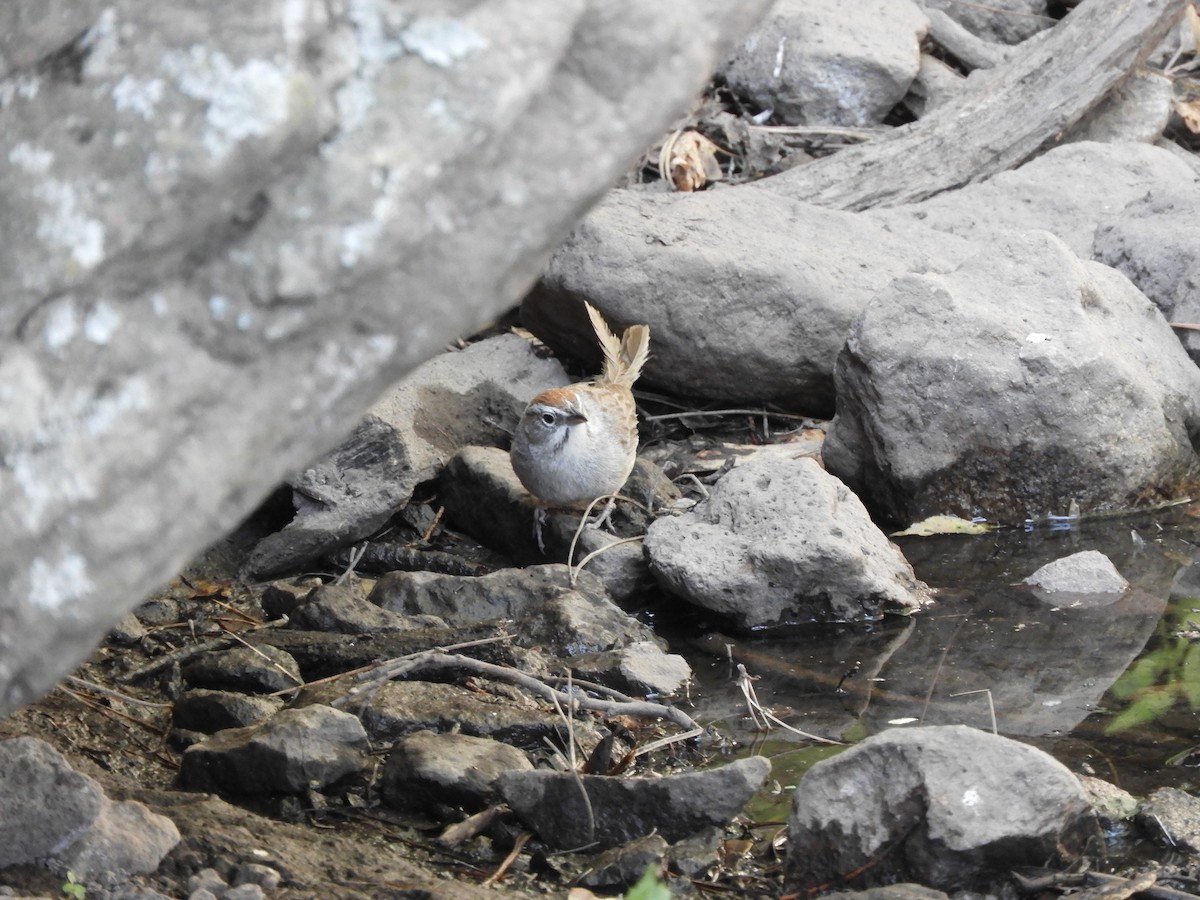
xmin=1023 ymin=550 xmax=1130 ymax=602
xmin=784 ymin=726 xmax=1099 ymax=894
xmin=1137 ymin=787 xmax=1200 ymax=852
xmin=0 ymin=3 xmax=108 ymax=74
xmin=0 ymin=0 xmax=771 ymax=718
xmin=58 ymin=798 xmax=182 ymax=884
xmin=569 ymin=641 xmax=693 ymax=699
xmin=380 ymin=730 xmax=533 ymax=815
xmin=500 ymin=755 xmax=771 ymax=850
xmin=0 ymin=736 xmax=179 ymax=880
xmin=180 ymin=704 xmax=369 ymax=794
xmin=867 ymin=141 xmax=1198 ymax=259
xmin=921 ymin=0 xmax=1051 ymax=45
xmin=290 ymin=582 xmax=437 ymax=634
xmin=824 ymin=230 xmax=1200 ymax=525
xmin=1066 ymin=70 xmax=1173 ymax=145
xmin=369 ymin=564 xmax=658 ymax=657
xmin=0 ymin=736 xmax=105 ymax=869
xmin=172 ymin=688 xmax=284 ymax=733
xmin=645 ymin=456 xmax=928 ymax=629
xmin=1094 ymin=190 xmax=1200 ymax=365
xmin=181 ymin=644 xmax=302 ymax=694
xmin=720 ymin=0 xmax=928 ymax=126
xmin=525 ymin=187 xmax=969 ymax=414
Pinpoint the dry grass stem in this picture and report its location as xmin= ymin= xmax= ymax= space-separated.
xmin=949 ymin=688 xmax=998 ymax=734
xmin=736 ymin=664 xmax=842 ymax=746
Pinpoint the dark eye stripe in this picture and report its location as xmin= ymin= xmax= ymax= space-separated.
xmin=553 ymin=424 xmax=571 ymax=453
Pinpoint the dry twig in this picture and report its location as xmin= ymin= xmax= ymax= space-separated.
xmin=337 ymin=650 xmax=702 ymax=733
xmin=736 ymin=664 xmax=842 ymax=745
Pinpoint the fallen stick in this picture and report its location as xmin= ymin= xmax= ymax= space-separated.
xmin=335 ymin=650 xmax=702 ymax=733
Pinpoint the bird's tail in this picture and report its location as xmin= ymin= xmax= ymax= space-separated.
xmin=586 ymin=302 xmax=649 ymax=388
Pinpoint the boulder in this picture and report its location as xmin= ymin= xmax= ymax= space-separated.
xmin=0 ymin=736 xmax=106 ymax=869
xmin=290 ymin=583 xmax=432 ymax=634
xmin=0 ymin=736 xmax=179 ymax=880
xmin=525 ymin=187 xmax=969 ymax=414
xmin=0 ymin=0 xmax=771 ymax=719
xmin=58 ymin=798 xmax=182 ymax=884
xmin=822 ymin=889 xmax=950 ymax=900
xmin=500 ymin=755 xmax=771 ymax=850
xmin=180 ymin=644 xmax=302 ymax=694
xmin=380 ymin=731 xmax=533 ymax=815
xmin=1079 ymin=775 xmax=1138 ymax=825
xmin=823 ymin=230 xmax=1200 ymax=525
xmin=180 ymin=705 xmax=369 ymax=794
xmin=172 ymin=688 xmax=283 ymax=733
xmin=867 ymin=141 xmax=1199 ymax=259
xmin=921 ymin=0 xmax=1051 ymax=44
xmin=784 ymin=726 xmax=1100 ymax=894
xmin=1094 ymin=190 xmax=1200 ymax=365
xmin=569 ymin=641 xmax=692 ymax=698
xmin=1137 ymin=786 xmax=1200 ymax=852
xmin=577 ymin=834 xmax=671 ymax=891
xmin=719 ymin=0 xmax=928 ymax=126
xmin=369 ymin=564 xmax=659 ymax=657
xmin=645 ymin=456 xmax=928 ymax=629
xmin=1066 ymin=70 xmax=1173 ymax=145
xmin=1023 ymin=550 xmax=1131 ymax=603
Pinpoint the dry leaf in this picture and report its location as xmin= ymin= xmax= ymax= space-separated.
xmin=659 ymin=129 xmax=725 ymax=192
xmin=892 ymin=515 xmax=994 ymax=537
xmin=1186 ymin=2 xmax=1200 ymax=53
xmin=1175 ymin=95 xmax=1200 ymax=133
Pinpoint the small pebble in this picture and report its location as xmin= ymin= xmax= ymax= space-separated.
xmin=233 ymin=862 xmax=283 ymax=890
xmin=187 ymin=868 xmax=228 ymax=896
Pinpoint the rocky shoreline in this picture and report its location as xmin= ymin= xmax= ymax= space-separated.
xmin=3 ymin=0 xmax=1200 ymax=897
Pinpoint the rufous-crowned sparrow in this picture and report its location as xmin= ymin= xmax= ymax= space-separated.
xmin=510 ymin=303 xmax=650 ymax=523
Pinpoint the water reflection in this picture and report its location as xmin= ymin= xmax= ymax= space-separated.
xmin=680 ymin=505 xmax=1200 ymax=786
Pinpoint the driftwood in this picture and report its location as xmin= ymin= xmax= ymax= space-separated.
xmin=118 ymin=620 xmax=518 ymax=684
xmin=329 ymin=542 xmax=488 ymax=578
xmin=1013 ymin=867 xmax=1200 ymax=900
xmin=243 ymin=625 xmax=524 ymax=681
xmin=768 ymin=0 xmax=1188 ymax=210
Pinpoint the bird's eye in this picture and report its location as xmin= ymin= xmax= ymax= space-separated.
xmin=540 ymin=412 xmax=556 ymax=426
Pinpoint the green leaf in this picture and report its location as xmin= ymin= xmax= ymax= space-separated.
xmin=1108 ymin=647 xmax=1180 ymax=700
xmin=61 ymin=872 xmax=86 ymax=900
xmin=1180 ymin=643 xmax=1200 ymax=709
xmin=1105 ymin=685 xmax=1178 ymax=734
xmin=624 ymin=866 xmax=671 ymax=900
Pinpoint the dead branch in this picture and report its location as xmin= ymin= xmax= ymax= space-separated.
xmin=335 ymin=650 xmax=702 ymax=733
xmin=117 ymin=617 xmax=291 ymax=683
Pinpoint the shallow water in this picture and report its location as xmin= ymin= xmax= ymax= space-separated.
xmin=665 ymin=502 xmax=1200 ymax=809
